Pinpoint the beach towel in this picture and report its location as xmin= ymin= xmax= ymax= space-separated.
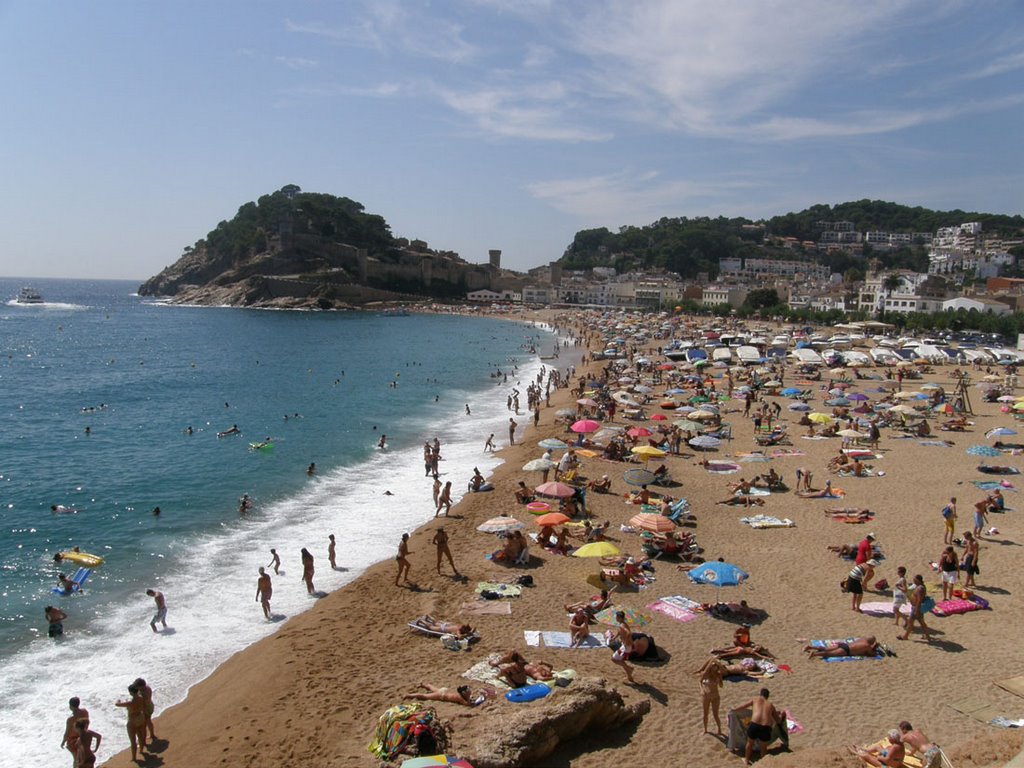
xmin=973 ymin=481 xmax=1018 ymax=492
xmin=808 ymin=638 xmax=885 ymax=662
xmin=859 ymin=601 xmax=911 ymax=617
xmin=931 ymin=597 xmax=987 ymax=617
xmin=475 ymin=582 xmax=522 ymax=598
xmin=462 ymin=659 xmax=535 ymax=690
xmin=705 ymin=462 xmax=741 ymax=474
xmin=460 ymin=600 xmax=512 ymax=616
xmin=995 ymin=675 xmax=1024 ymax=699
xmin=647 ymin=599 xmax=702 ymax=623
xmin=740 ymin=514 xmax=795 ymax=528
xmin=367 ymin=704 xmax=440 ymax=760
xmin=918 ymin=440 xmax=954 ymax=447
xmin=801 ymin=435 xmax=831 ymax=440
xmin=539 ymin=631 xmax=608 ymax=648
xmin=770 ymin=449 xmax=805 ymax=457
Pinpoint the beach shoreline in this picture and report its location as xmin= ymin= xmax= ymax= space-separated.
xmin=100 ymin=311 xmax=1024 ymax=768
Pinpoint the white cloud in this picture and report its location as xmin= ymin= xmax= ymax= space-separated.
xmin=962 ymin=50 xmax=1024 ymax=80
xmin=526 ymin=170 xmax=757 ymax=224
xmin=274 ymin=56 xmax=317 ymax=70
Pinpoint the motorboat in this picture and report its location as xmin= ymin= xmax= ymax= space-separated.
xmin=869 ymin=348 xmax=901 ymax=366
xmin=791 ymin=347 xmax=824 ymax=365
xmin=711 ymin=346 xmax=733 ymax=363
xmin=736 ymin=346 xmax=762 ymax=365
xmin=16 ymin=287 xmax=43 ymax=304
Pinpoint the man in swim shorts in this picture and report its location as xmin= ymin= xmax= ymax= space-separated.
xmin=61 ymin=696 xmax=90 ymax=761
xmin=145 ymin=589 xmax=167 ymax=632
xmin=732 ymin=688 xmax=783 ymax=766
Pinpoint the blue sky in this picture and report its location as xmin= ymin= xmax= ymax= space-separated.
xmin=0 ymin=0 xmax=1021 ymax=280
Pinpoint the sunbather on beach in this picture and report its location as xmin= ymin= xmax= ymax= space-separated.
xmin=414 ymin=615 xmax=474 ymax=638
xmin=564 ymin=587 xmax=614 ymax=617
xmin=825 ymin=508 xmax=872 ymax=520
xmin=702 ymin=600 xmax=763 ymax=622
xmin=406 ymin=683 xmax=479 ymax=706
xmin=716 ymin=494 xmax=766 ymax=507
xmin=804 ymin=635 xmax=880 ymax=658
xmin=569 ymin=608 xmax=590 ymax=647
xmin=715 ymin=657 xmax=773 ymax=678
xmin=848 ymin=728 xmax=905 ymax=767
xmin=710 ymin=643 xmax=774 ymax=660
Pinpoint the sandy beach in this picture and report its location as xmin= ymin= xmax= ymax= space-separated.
xmin=100 ymin=310 xmax=1024 ymax=768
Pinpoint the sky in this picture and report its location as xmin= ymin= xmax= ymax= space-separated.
xmin=0 ymin=0 xmax=1022 ymax=281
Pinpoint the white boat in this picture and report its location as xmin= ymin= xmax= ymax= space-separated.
xmin=791 ymin=347 xmax=824 ymax=365
xmin=869 ymin=348 xmax=901 ymax=366
xmin=842 ymin=350 xmax=873 ymax=368
xmin=16 ymin=287 xmax=43 ymax=304
xmin=711 ymin=347 xmax=733 ymax=363
xmin=736 ymin=346 xmax=762 ymax=365
xmin=962 ymin=348 xmax=995 ymax=365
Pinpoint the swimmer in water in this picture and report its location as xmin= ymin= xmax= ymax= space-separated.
xmin=217 ymin=425 xmax=240 ymax=438
xmin=239 ymin=494 xmax=252 ymax=514
xmin=378 ymin=434 xmax=387 ymax=449
xmin=307 ymin=463 xmax=316 ymax=476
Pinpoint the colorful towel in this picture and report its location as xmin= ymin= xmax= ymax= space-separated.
xmin=808 ymin=638 xmax=884 ymax=662
xmin=973 ymin=481 xmax=1018 ymax=492
xmin=647 ymin=599 xmax=701 ymax=623
xmin=658 ymin=595 xmax=703 ymax=611
xmin=770 ymin=449 xmax=805 ymax=458
xmin=931 ymin=597 xmax=987 ymax=616
xmin=367 ymin=704 xmax=438 ymax=760
xmin=462 ymin=659 xmax=532 ymax=689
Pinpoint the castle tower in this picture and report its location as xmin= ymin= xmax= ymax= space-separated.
xmin=488 ymin=250 xmax=501 ymax=269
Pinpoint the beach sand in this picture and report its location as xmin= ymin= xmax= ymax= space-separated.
xmin=101 ymin=314 xmax=1024 ymax=767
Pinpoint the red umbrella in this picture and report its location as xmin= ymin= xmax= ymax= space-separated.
xmin=576 ymin=398 xmax=598 ymax=407
xmin=657 ymin=363 xmax=675 ymax=370
xmin=627 ymin=427 xmax=653 ymax=437
xmin=535 ymin=482 xmax=577 ymax=498
xmin=658 ymin=401 xmax=678 ymax=409
xmin=571 ymin=419 xmax=601 ymax=433
xmin=650 ymin=413 xmax=667 ymax=421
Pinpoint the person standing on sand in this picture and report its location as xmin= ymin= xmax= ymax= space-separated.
xmin=696 ymin=658 xmax=724 ymax=735
xmin=436 ymin=481 xmax=452 ymax=517
xmin=509 ymin=417 xmax=518 ymax=446
xmin=61 ymin=697 xmax=90 ymax=763
xmin=145 ymin=589 xmax=167 ymax=633
xmin=115 ymin=684 xmax=147 ymax=763
xmin=256 ymin=567 xmax=273 ymax=618
xmin=328 ymin=534 xmax=337 ymax=569
xmin=134 ymin=678 xmax=156 ymax=742
xmin=899 ymin=574 xmax=932 ymax=642
xmin=610 ymin=610 xmax=637 ymax=683
xmin=431 ymin=527 xmax=459 ymax=576
xmin=395 ymin=533 xmax=412 ymax=585
xmin=972 ymin=497 xmax=989 ymax=539
xmin=268 ymin=548 xmax=281 ymax=575
xmin=962 ymin=531 xmax=980 ymax=588
xmin=732 ymin=688 xmax=785 ymax=767
xmin=892 ymin=566 xmax=909 ymax=628
xmin=300 ymin=548 xmax=315 ymax=594
xmin=938 ymin=546 xmax=960 ymax=600
xmin=942 ymin=497 xmax=957 ymax=545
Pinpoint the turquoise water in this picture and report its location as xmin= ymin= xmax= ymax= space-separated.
xmin=0 ymin=278 xmax=555 ymax=765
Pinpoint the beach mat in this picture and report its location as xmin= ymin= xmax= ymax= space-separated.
xmin=460 ymin=600 xmax=512 ymax=616
xmin=995 ymin=676 xmax=1024 ymax=699
xmin=949 ymin=697 xmax=1004 ymax=723
xmin=475 ymin=582 xmax=522 ymax=598
xmin=647 ymin=599 xmax=701 ymax=623
xmin=539 ymin=631 xmax=608 ymax=648
xmin=860 ymin=601 xmax=910 ymax=617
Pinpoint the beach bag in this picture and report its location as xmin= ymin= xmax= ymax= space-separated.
xmin=413 ymin=723 xmax=438 ymax=755
xmin=839 ymin=578 xmax=849 ymax=593
xmin=516 ymin=575 xmax=534 ymax=587
xmin=942 ymin=505 xmax=954 ymax=520
xmin=874 ymin=579 xmax=889 ymax=591
xmin=480 ymin=590 xmax=500 ymax=600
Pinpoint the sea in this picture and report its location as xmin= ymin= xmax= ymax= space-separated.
xmin=0 ymin=277 xmax=563 ymax=766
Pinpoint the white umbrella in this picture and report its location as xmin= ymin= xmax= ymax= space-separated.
xmin=476 ymin=515 xmax=525 ymax=533
xmin=837 ymin=429 xmax=864 ymax=438
xmin=523 ymin=458 xmax=554 ymax=472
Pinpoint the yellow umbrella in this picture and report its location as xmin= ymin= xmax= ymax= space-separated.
xmin=572 ymin=541 xmax=621 ymax=558
xmin=1013 ymin=402 xmax=1024 ymax=411
xmin=575 ymin=449 xmax=600 ymax=458
xmin=631 ymin=445 xmax=666 ymax=458
xmin=808 ymin=413 xmax=834 ymax=424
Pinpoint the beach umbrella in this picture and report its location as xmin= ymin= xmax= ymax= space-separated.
xmin=889 ymin=404 xmax=921 ymax=415
xmin=576 ymin=449 xmax=600 ymax=458
xmin=658 ymin=400 xmax=679 ymax=410
xmin=674 ymin=419 xmax=703 ymax=431
xmin=522 ymin=458 xmax=554 ymax=472
xmin=665 ymin=388 xmax=687 ymax=395
xmin=403 ymin=757 xmax=474 ymax=768
xmin=847 ymin=393 xmax=869 ymax=401
xmin=763 ymin=380 xmax=782 ymax=387
xmin=554 ymin=408 xmax=576 ymax=419
xmin=987 ymin=427 xmax=1017 ymax=438
xmin=572 ymin=541 xmax=621 ymax=558
xmin=967 ymin=445 xmax=1001 ymax=457
xmin=593 ymin=606 xmax=653 ymax=628
xmin=628 ymin=512 xmax=675 ymax=533
xmin=535 ymin=512 xmax=571 ymax=527
xmin=623 ymin=468 xmax=657 ymax=486
xmin=689 ymin=410 xmax=717 ymax=420
xmin=571 ymin=419 xmax=601 ymax=434
xmin=631 ymin=446 xmax=666 ymax=458
xmin=576 ymin=398 xmax=598 ymax=407
xmin=535 ymin=481 xmax=577 ymax=498
xmin=689 ymin=435 xmax=721 ymax=450
xmin=476 ymin=515 xmax=525 ymax=533
xmin=808 ymin=413 xmax=834 ymax=424
xmin=920 ymin=383 xmax=941 ymax=391
xmin=1013 ymin=402 xmax=1024 ymax=411
xmin=780 ymin=388 xmax=802 ymax=396
xmin=688 ymin=561 xmax=749 ymax=586
xmin=657 ymin=363 xmax=675 ymax=370
xmin=932 ymin=403 xmax=954 ymax=414
xmin=627 ymin=427 xmax=653 ymax=437
xmin=997 ymin=396 xmax=1017 ymax=403
xmin=650 ymin=412 xmax=669 ymax=422
xmin=825 ymin=397 xmax=851 ymax=407
xmin=788 ymin=403 xmax=811 ymax=412
xmin=538 ymin=438 xmax=568 ymax=450
xmin=837 ymin=429 xmax=864 ymax=438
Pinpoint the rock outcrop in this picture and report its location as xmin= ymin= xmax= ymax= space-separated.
xmin=455 ymin=679 xmax=649 ymax=768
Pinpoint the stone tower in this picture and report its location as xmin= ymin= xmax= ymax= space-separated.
xmin=489 ymin=250 xmax=501 ymax=269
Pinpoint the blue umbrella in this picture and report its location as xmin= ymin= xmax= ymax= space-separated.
xmin=967 ymin=445 xmax=1001 ymax=457
xmin=825 ymin=397 xmax=851 ymax=407
xmin=987 ymin=427 xmax=1017 ymax=438
xmin=781 ymin=388 xmax=802 ymax=396
xmin=688 ymin=561 xmax=748 ymax=586
xmin=623 ymin=468 xmax=657 ymax=487
xmin=788 ymin=402 xmax=811 ymax=411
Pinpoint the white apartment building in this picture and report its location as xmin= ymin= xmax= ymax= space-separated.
xmin=702 ymin=286 xmax=748 ymax=308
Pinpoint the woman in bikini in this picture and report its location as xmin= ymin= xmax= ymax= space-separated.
xmin=115 ymin=685 xmax=147 ymax=762
xmin=74 ymin=720 xmax=102 ymax=768
xmin=695 ymin=657 xmax=724 ymax=734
